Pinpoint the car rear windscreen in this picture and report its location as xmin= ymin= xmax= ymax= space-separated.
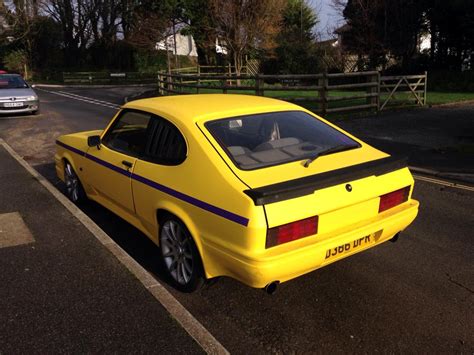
xmin=205 ymin=110 xmax=360 ymax=170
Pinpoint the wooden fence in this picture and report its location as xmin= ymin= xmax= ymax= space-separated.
xmin=157 ymin=70 xmax=427 ymax=114
xmin=380 ymin=74 xmax=427 ymax=111
xmin=170 ymin=63 xmax=259 ymax=76
xmin=62 ymin=72 xmax=157 ymax=85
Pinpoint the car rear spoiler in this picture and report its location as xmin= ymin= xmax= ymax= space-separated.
xmin=244 ymin=156 xmax=408 ymax=205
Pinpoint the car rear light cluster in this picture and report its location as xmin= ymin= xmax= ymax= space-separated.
xmin=266 ymin=216 xmax=318 ymax=248
xmin=379 ymin=186 xmax=410 ymax=213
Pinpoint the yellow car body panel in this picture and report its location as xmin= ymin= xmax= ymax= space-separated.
xmin=55 ymin=94 xmax=419 ymax=289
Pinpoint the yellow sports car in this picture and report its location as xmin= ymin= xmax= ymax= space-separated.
xmin=55 ymin=94 xmax=419 ymax=293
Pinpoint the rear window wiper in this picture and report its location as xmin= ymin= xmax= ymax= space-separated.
xmin=304 ymin=144 xmax=360 ymax=168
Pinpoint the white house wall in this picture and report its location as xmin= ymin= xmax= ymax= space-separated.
xmin=156 ymin=33 xmax=198 ymax=57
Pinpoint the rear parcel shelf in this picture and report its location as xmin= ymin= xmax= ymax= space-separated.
xmin=244 ymin=156 xmax=408 ymax=205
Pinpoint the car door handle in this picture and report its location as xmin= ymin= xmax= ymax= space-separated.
xmin=122 ymin=160 xmax=133 ymax=168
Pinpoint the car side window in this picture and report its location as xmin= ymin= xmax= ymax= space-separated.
xmin=102 ymin=110 xmax=151 ymax=157
xmin=143 ymin=116 xmax=187 ymax=165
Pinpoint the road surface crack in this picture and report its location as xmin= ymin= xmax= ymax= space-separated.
xmin=446 ymin=273 xmax=474 ymax=294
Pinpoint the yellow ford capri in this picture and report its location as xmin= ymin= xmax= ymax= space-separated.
xmin=55 ymin=94 xmax=419 ymax=293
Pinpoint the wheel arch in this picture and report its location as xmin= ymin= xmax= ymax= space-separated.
xmin=61 ymin=154 xmax=89 ymax=192
xmin=156 ymin=207 xmax=208 ymax=277
xmin=61 ymin=153 xmax=79 ymax=173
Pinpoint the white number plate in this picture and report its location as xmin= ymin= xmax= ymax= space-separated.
xmin=4 ymin=102 xmax=24 ymax=107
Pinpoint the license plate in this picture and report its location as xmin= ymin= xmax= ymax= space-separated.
xmin=4 ymin=102 xmax=24 ymax=107
xmin=324 ymin=234 xmax=375 ymax=262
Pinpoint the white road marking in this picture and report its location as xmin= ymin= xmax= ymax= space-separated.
xmin=57 ymin=91 xmax=120 ymax=107
xmin=0 ymin=139 xmax=229 ymax=355
xmin=38 ymin=88 xmax=121 ymax=109
xmin=413 ymin=174 xmax=474 ymax=192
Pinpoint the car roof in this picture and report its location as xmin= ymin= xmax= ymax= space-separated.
xmin=0 ymin=74 xmax=22 ymax=77
xmin=124 ymin=94 xmax=302 ymax=124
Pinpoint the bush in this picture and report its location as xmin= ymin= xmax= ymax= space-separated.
xmin=3 ymin=50 xmax=28 ymax=75
xmin=134 ymin=50 xmax=168 ymax=73
xmin=88 ymin=40 xmax=136 ymax=71
xmin=428 ymin=70 xmax=474 ymax=92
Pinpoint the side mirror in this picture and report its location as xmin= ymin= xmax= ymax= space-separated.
xmin=87 ymin=135 xmax=101 ymax=148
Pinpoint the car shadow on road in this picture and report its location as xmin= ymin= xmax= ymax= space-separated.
xmin=34 ymin=162 xmax=174 ymax=287
xmin=31 ymin=162 xmax=470 ymax=353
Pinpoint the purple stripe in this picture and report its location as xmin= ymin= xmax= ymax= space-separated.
xmin=85 ymin=153 xmax=132 ymax=178
xmin=132 ymin=174 xmax=249 ymax=226
xmin=56 ymin=140 xmax=249 ymax=226
xmin=56 ymin=140 xmax=85 ymax=157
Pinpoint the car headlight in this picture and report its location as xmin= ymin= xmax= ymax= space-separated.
xmin=25 ymin=96 xmax=38 ymax=101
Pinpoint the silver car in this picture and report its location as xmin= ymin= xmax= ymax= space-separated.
xmin=0 ymin=74 xmax=40 ymax=115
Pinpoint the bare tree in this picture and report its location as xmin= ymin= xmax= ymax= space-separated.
xmin=43 ymin=0 xmax=95 ymax=66
xmin=210 ymin=0 xmax=285 ymax=76
xmin=1 ymin=0 xmax=45 ymax=77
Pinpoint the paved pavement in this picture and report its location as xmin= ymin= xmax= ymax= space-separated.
xmin=0 ymin=87 xmax=473 ymax=353
xmin=335 ymin=105 xmax=474 ymax=181
xmin=0 ymin=143 xmax=202 ymax=353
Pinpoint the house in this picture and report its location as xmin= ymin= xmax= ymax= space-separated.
xmin=156 ymin=32 xmax=229 ymax=57
xmin=156 ymin=33 xmax=198 ymax=57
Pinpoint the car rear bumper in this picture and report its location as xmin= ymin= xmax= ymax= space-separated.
xmin=204 ymin=199 xmax=419 ymax=288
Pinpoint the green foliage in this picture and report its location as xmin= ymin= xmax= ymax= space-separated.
xmin=342 ymin=0 xmax=474 ymax=72
xmin=281 ymin=0 xmax=318 ymax=41
xmin=3 ymin=50 xmax=27 ymax=73
xmin=30 ymin=17 xmax=63 ymax=71
xmin=262 ymin=0 xmax=321 ymax=74
xmin=89 ymin=40 xmax=136 ymax=71
xmin=180 ymin=0 xmax=217 ymax=65
xmin=427 ymin=0 xmax=474 ymax=70
xmin=134 ymin=50 xmax=168 ymax=73
xmin=428 ymin=71 xmax=474 ymax=92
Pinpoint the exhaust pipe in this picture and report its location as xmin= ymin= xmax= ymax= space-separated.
xmin=390 ymin=232 xmax=401 ymax=243
xmin=264 ymin=281 xmax=279 ymax=295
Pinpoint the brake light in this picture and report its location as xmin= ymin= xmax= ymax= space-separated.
xmin=266 ymin=216 xmax=318 ymax=248
xmin=379 ymin=186 xmax=410 ymax=213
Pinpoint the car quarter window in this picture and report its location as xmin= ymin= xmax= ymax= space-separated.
xmin=102 ymin=110 xmax=151 ymax=156
xmin=142 ymin=116 xmax=187 ymax=165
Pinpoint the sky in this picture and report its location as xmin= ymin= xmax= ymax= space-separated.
xmin=311 ymin=0 xmax=345 ymax=40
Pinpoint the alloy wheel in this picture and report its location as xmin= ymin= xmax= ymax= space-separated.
xmin=64 ymin=163 xmax=80 ymax=202
xmin=160 ymin=220 xmax=194 ymax=285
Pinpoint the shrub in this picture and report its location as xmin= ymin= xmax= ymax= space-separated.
xmin=3 ymin=50 xmax=28 ymax=75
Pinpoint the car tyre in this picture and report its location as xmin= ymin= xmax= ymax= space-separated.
xmin=64 ymin=161 xmax=86 ymax=204
xmin=32 ymin=109 xmax=40 ymax=115
xmin=159 ymin=217 xmax=205 ymax=293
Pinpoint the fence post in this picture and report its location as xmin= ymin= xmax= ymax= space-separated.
xmin=222 ymin=76 xmax=227 ymax=94
xmin=318 ymin=72 xmax=328 ymax=115
xmin=255 ymin=74 xmax=264 ymax=96
xmin=377 ymin=71 xmax=381 ymax=111
xmin=423 ymin=71 xmax=428 ymax=106
xmin=168 ymin=74 xmax=173 ymax=92
xmin=197 ymin=65 xmax=201 ymax=94
xmin=366 ymin=72 xmax=380 ymax=112
xmin=158 ymin=73 xmax=163 ymax=95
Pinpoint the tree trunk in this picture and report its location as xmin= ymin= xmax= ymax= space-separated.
xmin=233 ymin=51 xmax=242 ymax=86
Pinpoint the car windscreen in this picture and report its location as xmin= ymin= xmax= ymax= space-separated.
xmin=205 ymin=110 xmax=361 ymax=170
xmin=0 ymin=75 xmax=29 ymax=89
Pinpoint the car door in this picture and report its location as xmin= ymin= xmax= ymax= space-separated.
xmin=85 ymin=109 xmax=152 ymax=215
xmin=131 ymin=115 xmax=188 ymax=238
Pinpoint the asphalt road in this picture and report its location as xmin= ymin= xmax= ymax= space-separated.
xmin=0 ymin=87 xmax=473 ymax=353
